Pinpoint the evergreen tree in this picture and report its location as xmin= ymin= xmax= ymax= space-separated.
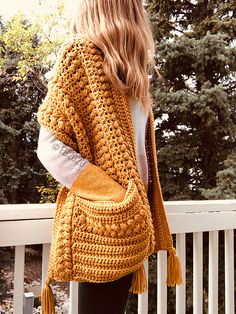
xmin=139 ymin=2 xmax=236 ymax=314
xmin=146 ymin=0 xmax=236 ymax=200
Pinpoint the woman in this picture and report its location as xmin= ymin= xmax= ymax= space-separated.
xmin=36 ymin=1 xmax=183 ymax=314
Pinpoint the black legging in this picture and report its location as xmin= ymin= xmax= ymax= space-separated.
xmin=78 ymin=273 xmax=133 ymax=314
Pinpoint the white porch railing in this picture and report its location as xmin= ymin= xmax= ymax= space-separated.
xmin=0 ymin=200 xmax=235 ymax=314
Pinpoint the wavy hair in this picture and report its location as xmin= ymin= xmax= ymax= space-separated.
xmin=70 ymin=0 xmax=156 ymax=115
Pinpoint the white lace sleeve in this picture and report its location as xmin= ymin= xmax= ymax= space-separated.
xmin=37 ymin=126 xmax=90 ymax=189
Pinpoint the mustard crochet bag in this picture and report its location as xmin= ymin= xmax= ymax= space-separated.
xmin=72 ymin=179 xmax=152 ymax=280
xmin=42 ymin=178 xmax=153 ymax=312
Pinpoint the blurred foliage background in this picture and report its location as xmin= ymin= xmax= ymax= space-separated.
xmin=0 ymin=1 xmax=67 ymax=204
xmin=0 ymin=0 xmax=235 ymax=313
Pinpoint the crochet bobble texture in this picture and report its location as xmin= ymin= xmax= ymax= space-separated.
xmin=37 ymin=38 xmax=183 ymax=313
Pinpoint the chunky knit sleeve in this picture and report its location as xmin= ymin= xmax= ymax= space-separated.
xmin=36 ymin=41 xmax=83 ymax=151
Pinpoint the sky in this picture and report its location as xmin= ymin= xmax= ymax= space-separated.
xmin=0 ymin=0 xmax=40 ymax=18
xmin=0 ymin=0 xmax=72 ymax=18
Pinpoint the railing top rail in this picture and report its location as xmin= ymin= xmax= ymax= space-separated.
xmin=165 ymin=199 xmax=236 ymax=214
xmin=0 ymin=203 xmax=55 ymax=221
xmin=0 ymin=199 xmax=235 ymax=221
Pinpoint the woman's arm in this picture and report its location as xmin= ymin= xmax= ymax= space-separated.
xmin=37 ymin=125 xmax=90 ymax=189
xmin=37 ymin=126 xmax=126 ymax=202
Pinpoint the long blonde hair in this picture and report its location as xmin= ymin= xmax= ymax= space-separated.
xmin=70 ymin=0 xmax=156 ymax=115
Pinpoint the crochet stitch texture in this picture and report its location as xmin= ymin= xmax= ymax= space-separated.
xmin=37 ymin=37 xmax=183 ymax=305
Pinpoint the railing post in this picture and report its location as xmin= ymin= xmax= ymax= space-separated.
xmin=157 ymin=250 xmax=167 ymax=314
xmin=193 ymin=232 xmax=203 ymax=314
xmin=23 ymin=292 xmax=34 ymax=314
xmin=42 ymin=243 xmax=51 ymax=286
xmin=138 ymin=258 xmax=149 ymax=314
xmin=176 ymin=233 xmax=186 ymax=314
xmin=13 ymin=245 xmax=25 ymax=314
xmin=208 ymin=230 xmax=219 ymax=314
xmin=224 ymin=229 xmax=235 ymax=314
xmin=69 ymin=281 xmax=79 ymax=314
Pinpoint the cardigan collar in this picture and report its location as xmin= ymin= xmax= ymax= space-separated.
xmin=77 ymin=37 xmax=151 ymax=188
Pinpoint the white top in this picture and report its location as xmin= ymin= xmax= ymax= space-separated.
xmin=37 ymin=99 xmax=149 ymax=190
xmin=129 ymin=99 xmax=149 ymax=187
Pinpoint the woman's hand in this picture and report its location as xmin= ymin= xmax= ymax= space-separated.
xmin=70 ymin=163 xmax=127 ymax=202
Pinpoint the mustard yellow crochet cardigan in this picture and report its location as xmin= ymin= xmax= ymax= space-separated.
xmin=37 ymin=37 xmax=183 ymax=313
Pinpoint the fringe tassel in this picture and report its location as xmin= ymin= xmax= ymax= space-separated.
xmin=129 ymin=263 xmax=147 ymax=294
xmin=166 ymin=247 xmax=183 ymax=286
xmin=41 ymin=278 xmax=55 ymax=314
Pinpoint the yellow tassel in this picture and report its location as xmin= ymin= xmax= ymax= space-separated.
xmin=166 ymin=247 xmax=183 ymax=286
xmin=41 ymin=278 xmax=55 ymax=314
xmin=129 ymin=263 xmax=148 ymax=294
